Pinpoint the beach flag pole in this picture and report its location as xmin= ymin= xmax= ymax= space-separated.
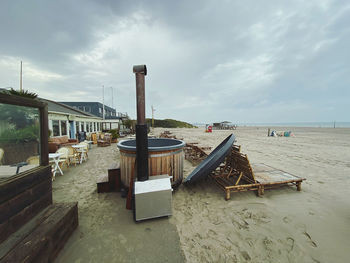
xmin=20 ymin=61 xmax=23 ymax=92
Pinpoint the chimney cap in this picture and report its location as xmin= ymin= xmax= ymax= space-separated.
xmin=133 ymin=65 xmax=147 ymax=75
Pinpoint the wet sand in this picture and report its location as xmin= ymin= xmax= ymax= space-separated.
xmin=53 ymin=127 xmax=350 ymax=262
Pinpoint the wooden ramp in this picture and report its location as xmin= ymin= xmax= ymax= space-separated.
xmin=211 ymin=146 xmax=305 ymax=200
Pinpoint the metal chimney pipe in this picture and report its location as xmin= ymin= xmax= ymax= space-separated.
xmin=133 ymin=65 xmax=148 ymax=182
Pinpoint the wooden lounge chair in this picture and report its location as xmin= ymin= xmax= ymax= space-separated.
xmin=211 ymin=145 xmax=305 ymax=200
xmin=184 ymin=143 xmax=209 ymax=164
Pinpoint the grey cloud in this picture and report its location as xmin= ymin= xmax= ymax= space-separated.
xmin=0 ymin=0 xmax=349 ymax=123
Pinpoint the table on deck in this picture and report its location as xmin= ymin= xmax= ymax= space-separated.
xmin=49 ymin=153 xmax=63 ymax=180
xmin=72 ymin=145 xmax=87 ymax=164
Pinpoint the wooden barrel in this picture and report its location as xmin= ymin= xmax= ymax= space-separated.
xmin=118 ymin=138 xmax=185 ymax=188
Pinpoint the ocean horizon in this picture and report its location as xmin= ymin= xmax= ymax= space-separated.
xmin=192 ymin=122 xmax=350 ymax=128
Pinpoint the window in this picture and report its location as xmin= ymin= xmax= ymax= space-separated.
xmin=61 ymin=121 xmax=67 ymax=135
xmin=78 ymin=106 xmax=84 ymax=111
xmin=86 ymin=122 xmax=89 ymax=132
xmin=99 ymin=108 xmax=102 ymax=114
xmin=81 ymin=122 xmax=84 ymax=132
xmin=0 ymin=101 xmax=43 ymax=176
xmin=52 ymin=120 xmax=60 ymax=136
xmin=89 ymin=122 xmax=92 ymax=132
xmin=94 ymin=122 xmax=96 ymax=131
xmin=85 ymin=106 xmax=91 ymax=112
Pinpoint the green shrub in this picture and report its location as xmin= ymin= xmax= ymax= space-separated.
xmin=146 ymin=118 xmax=194 ymax=128
xmin=108 ymin=129 xmax=119 ymax=139
xmin=0 ymin=124 xmax=39 ymax=145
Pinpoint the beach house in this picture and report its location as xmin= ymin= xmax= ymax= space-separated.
xmin=41 ymin=99 xmax=103 ymax=139
xmin=59 ymin=101 xmax=128 ymax=130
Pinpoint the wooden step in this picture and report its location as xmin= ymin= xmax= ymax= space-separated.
xmin=96 ymin=162 xmax=121 ymax=193
xmin=108 ymin=163 xmax=121 ymax=192
xmin=0 ymin=202 xmax=78 ymax=262
xmin=97 ymin=174 xmax=110 ymax=193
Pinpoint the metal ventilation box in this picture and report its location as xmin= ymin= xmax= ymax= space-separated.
xmin=134 ymin=175 xmax=172 ymax=222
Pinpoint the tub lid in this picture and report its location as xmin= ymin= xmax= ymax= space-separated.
xmin=184 ymin=133 xmax=236 ymax=184
xmin=117 ymin=138 xmax=185 ymax=152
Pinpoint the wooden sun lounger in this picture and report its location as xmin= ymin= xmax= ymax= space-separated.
xmin=211 ymin=146 xmax=305 ymax=200
xmin=184 ymin=143 xmax=211 ymax=164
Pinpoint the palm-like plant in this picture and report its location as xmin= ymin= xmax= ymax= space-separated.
xmin=7 ymin=88 xmax=38 ymax=99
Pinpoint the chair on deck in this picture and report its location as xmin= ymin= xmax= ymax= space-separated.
xmin=66 ymin=146 xmax=79 ymax=166
xmin=91 ymin=133 xmax=98 ymax=144
xmin=26 ymin=155 xmax=40 ymax=165
xmin=97 ymin=133 xmax=111 ymax=147
xmin=56 ymin=147 xmax=70 ymax=169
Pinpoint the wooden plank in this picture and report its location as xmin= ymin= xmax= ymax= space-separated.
xmin=0 ymin=205 xmax=58 ymax=259
xmin=1 ymin=203 xmax=78 ymax=263
xmin=10 ymin=192 xmax=52 ymax=235
xmin=235 ymin=172 xmax=243 ymax=186
xmin=0 ymin=166 xmax=51 ymax=204
xmin=0 ymin=93 xmax=46 ymax=109
xmin=48 ymin=203 xmax=79 ymax=261
xmin=0 ymin=192 xmax=52 ymax=245
xmin=0 ymin=176 xmax=51 ymax=224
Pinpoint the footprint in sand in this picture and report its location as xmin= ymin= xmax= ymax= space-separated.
xmin=283 ymin=216 xmax=291 ymax=223
xmin=263 ymin=237 xmax=273 ymax=250
xmin=286 ymin=237 xmax=295 ymax=252
xmin=240 ymin=251 xmax=251 ymax=261
xmin=118 ymin=234 xmax=127 ymax=245
xmin=303 ymin=231 xmax=317 ymax=247
xmin=208 ymin=229 xmax=218 ymax=237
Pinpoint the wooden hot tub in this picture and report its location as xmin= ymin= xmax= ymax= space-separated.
xmin=117 ymin=138 xmax=185 ymax=188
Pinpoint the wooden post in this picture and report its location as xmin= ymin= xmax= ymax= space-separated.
xmin=296 ymin=182 xmax=301 ymax=191
xmin=225 ymin=190 xmax=231 ymax=200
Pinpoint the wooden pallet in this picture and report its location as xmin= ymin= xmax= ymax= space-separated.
xmin=211 ymin=146 xmax=305 ymax=200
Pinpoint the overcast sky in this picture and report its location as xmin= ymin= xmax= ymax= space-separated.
xmin=0 ymin=0 xmax=349 ymax=124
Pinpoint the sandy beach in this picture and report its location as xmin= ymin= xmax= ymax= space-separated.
xmin=53 ymin=126 xmax=350 ymax=263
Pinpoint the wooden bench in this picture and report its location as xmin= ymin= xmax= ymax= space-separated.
xmin=0 ymin=202 xmax=78 ymax=262
xmin=211 ymin=146 xmax=305 ymax=200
